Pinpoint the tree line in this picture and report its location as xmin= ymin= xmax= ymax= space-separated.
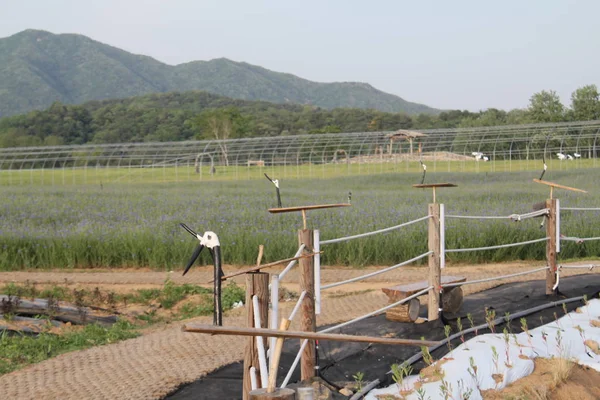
xmin=0 ymin=85 xmax=598 ymax=148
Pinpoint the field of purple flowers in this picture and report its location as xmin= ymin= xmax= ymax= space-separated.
xmin=1 ymin=170 xmax=599 ymax=270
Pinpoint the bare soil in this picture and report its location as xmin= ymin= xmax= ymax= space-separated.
xmin=483 ymin=358 xmax=600 ymax=400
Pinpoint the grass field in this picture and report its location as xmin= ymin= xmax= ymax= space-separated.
xmin=1 ymin=157 xmax=598 ymax=186
xmin=2 ymin=165 xmax=600 ymax=271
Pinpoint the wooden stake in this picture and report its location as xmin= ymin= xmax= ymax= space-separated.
xmin=249 ymin=388 xmax=295 ymax=400
xmin=256 ymin=245 xmax=264 ymax=267
xmin=301 ymin=209 xmax=307 ymax=229
xmin=267 ymin=318 xmax=291 ymax=392
xmin=298 ymin=229 xmax=315 ymax=381
xmin=243 ymin=273 xmax=270 ymax=400
xmin=428 ymin=203 xmax=441 ymax=321
xmin=546 ymin=199 xmax=557 ymax=295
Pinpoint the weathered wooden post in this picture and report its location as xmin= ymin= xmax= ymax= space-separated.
xmin=243 ymin=272 xmax=270 ymax=400
xmin=414 ymin=183 xmax=456 ymax=322
xmin=428 ymin=203 xmax=441 ymax=321
xmin=249 ymin=388 xmax=296 ymax=400
xmin=298 ymin=229 xmax=316 ymax=381
xmin=533 ymin=179 xmax=587 ymax=295
xmin=266 ymin=203 xmax=351 ymax=387
xmin=545 ymin=198 xmax=557 ymax=295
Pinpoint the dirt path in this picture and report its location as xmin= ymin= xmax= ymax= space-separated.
xmin=0 ymin=261 xmax=598 ymax=400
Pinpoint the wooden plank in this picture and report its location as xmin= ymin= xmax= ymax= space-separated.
xmin=382 ymin=275 xmax=467 ymax=299
xmin=298 ymin=229 xmax=315 ymax=381
xmin=412 ymin=183 xmax=457 ymax=188
xmin=0 ymin=315 xmax=65 ymax=334
xmin=0 ymin=296 xmax=117 ymax=326
xmin=533 ymin=179 xmax=587 ymax=193
xmin=249 ymin=388 xmax=296 ymax=399
xmin=268 ymin=204 xmax=351 ymax=214
xmin=183 ymin=324 xmax=440 ymax=347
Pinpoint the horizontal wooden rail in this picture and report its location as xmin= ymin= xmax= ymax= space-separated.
xmin=183 ymin=323 xmax=439 ymax=347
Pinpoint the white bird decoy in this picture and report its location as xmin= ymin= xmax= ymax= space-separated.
xmin=539 ymin=156 xmax=547 ymax=180
xmin=574 ymin=153 xmax=581 ymax=158
xmin=419 ymin=159 xmax=427 ymax=184
xmin=180 ymin=223 xmax=224 ymax=326
xmin=556 ymin=153 xmax=566 ymax=160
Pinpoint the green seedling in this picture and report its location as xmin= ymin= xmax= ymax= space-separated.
xmin=444 ymin=325 xmax=454 ymax=353
xmin=466 ymin=313 xmax=477 ymax=336
xmin=352 ymin=371 xmax=364 ymax=392
xmin=485 ymin=308 xmax=496 ymax=333
xmin=503 ymin=327 xmax=512 ymax=367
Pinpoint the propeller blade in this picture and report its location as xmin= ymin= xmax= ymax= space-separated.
xmin=183 ymin=244 xmax=204 ymax=276
xmin=180 ymin=223 xmax=198 ymax=238
xmin=264 ymin=173 xmax=274 ymax=183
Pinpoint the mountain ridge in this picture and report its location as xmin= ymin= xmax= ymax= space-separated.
xmin=0 ymin=29 xmax=439 ymax=117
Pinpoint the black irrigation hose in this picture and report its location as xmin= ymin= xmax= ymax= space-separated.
xmin=316 ymin=340 xmax=344 ymax=391
xmin=350 ymin=295 xmax=588 ymax=400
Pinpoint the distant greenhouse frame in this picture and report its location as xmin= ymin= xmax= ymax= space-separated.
xmin=1 ymin=120 xmax=600 ymax=185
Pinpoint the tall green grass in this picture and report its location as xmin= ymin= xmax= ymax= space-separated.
xmin=0 ymin=320 xmax=139 ymax=375
xmin=1 ymin=169 xmax=600 ymax=270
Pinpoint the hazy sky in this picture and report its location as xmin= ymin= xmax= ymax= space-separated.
xmin=1 ymin=0 xmax=598 ymax=111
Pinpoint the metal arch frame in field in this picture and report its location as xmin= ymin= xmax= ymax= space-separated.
xmin=180 ymin=223 xmax=224 ymax=326
xmin=2 ymin=121 xmax=600 ymax=181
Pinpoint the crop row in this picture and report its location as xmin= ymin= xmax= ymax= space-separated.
xmin=1 ymin=170 xmax=599 ymax=270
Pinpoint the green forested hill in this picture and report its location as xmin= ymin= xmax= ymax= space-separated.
xmin=0 ymin=91 xmax=418 ymax=146
xmin=1 ymin=83 xmax=597 ymax=148
xmin=0 ymin=29 xmax=439 ymax=117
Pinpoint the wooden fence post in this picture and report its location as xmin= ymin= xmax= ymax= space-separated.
xmin=428 ymin=203 xmax=441 ymax=321
xmin=249 ymin=388 xmax=296 ymax=400
xmin=545 ymin=199 xmax=557 ymax=295
xmin=298 ymin=229 xmax=316 ymax=381
xmin=243 ymin=272 xmax=270 ymax=400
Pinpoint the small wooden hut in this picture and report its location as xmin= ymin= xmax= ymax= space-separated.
xmin=387 ymin=130 xmax=427 ymax=156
